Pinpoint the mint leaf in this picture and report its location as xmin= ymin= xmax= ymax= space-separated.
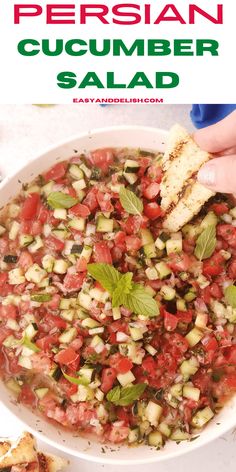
xmin=31 ymin=294 xmax=52 ymax=303
xmin=194 ymin=225 xmax=216 ymax=261
xmin=87 ymin=263 xmax=121 ymax=294
xmin=225 ymin=285 xmax=236 ymax=308
xmin=119 ymin=187 xmax=143 ymax=215
xmin=47 ymin=192 xmax=78 ymax=209
xmin=112 ymin=273 xmax=133 ymax=307
xmin=62 ymin=370 xmax=90 ymax=386
xmin=107 ymin=384 xmax=146 ymax=406
xmin=124 ymin=284 xmax=159 ymax=317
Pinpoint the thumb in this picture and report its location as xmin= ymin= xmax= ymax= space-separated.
xmin=198 ymin=155 xmax=236 ymax=193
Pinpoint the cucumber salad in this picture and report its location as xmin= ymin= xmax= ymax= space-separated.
xmin=0 ymin=147 xmax=236 ymax=448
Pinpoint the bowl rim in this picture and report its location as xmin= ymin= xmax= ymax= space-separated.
xmin=0 ymin=124 xmax=235 ymax=464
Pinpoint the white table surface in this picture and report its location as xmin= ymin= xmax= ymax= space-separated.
xmin=0 ymin=104 xmax=235 ymax=471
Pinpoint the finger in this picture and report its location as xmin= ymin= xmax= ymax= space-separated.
xmin=197 ymin=155 xmax=236 ymax=193
xmin=194 ymin=110 xmax=236 ymax=153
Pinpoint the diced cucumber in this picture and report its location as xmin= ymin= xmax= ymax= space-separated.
xmin=145 ymin=344 xmax=157 ymax=356
xmin=170 ymin=383 xmax=183 ymax=398
xmin=72 ymin=179 xmax=87 ymax=194
xmin=191 ymin=407 xmax=214 ymax=428
xmin=176 ymin=299 xmax=187 ymax=311
xmin=60 ymin=298 xmax=76 ymax=309
xmin=145 ymin=267 xmax=158 ymax=280
xmin=18 ymin=355 xmax=32 ymax=369
xmin=19 ymin=233 xmax=34 ymax=248
xmin=76 ymin=190 xmax=86 ymax=202
xmin=145 ymin=401 xmax=163 ymax=426
xmin=183 ymin=385 xmax=200 ymax=401
xmin=71 ymin=384 xmax=94 ymax=402
xmin=124 ymin=159 xmax=140 ymax=173
xmin=9 ymin=221 xmax=20 ymax=240
xmin=24 ymin=323 xmax=38 ymax=340
xmin=25 ymin=264 xmax=47 ymax=284
xmin=80 ymin=163 xmax=92 ymax=179
xmin=230 ymin=207 xmax=236 ymax=219
xmin=78 ymin=367 xmax=94 ymax=384
xmin=160 ymin=285 xmax=176 ymax=301
xmin=179 ymin=271 xmax=189 ymax=281
xmin=68 ymin=217 xmax=86 ymax=231
xmin=53 ymin=208 xmax=67 ymax=220
xmin=5 ymin=378 xmax=21 ymax=394
xmin=96 ymin=215 xmax=114 ymax=233
xmin=80 ymin=245 xmax=92 ymax=262
xmin=184 ymin=289 xmax=197 ymax=302
xmin=3 ymin=335 xmax=20 ymax=348
xmin=196 ymin=274 xmax=210 ymax=289
xmin=155 ymin=237 xmax=166 ymax=251
xmin=170 ymin=429 xmax=190 ymax=441
xmin=128 ymin=428 xmax=140 ymax=444
xmin=95 ymin=388 xmax=105 ymax=401
xmin=182 ymin=224 xmax=200 ymax=240
xmin=148 ymin=431 xmax=163 ymax=447
xmin=35 ymin=387 xmax=49 ymax=399
xmin=0 ymin=224 xmax=6 ymax=236
xmin=8 ymin=268 xmax=25 ymax=285
xmin=129 ymin=326 xmax=143 ymax=341
xmin=28 ymin=236 xmax=43 ymax=253
xmin=90 ymin=335 xmax=104 ymax=348
xmin=195 ymin=313 xmax=208 ymax=329
xmin=159 ymin=422 xmax=171 ymax=437
xmin=8 ymin=204 xmax=20 ymax=218
xmin=89 ymin=287 xmax=104 ymax=302
xmin=88 ymin=326 xmax=105 ymax=335
xmin=200 ymin=211 xmax=218 ymax=230
xmin=69 ymin=164 xmax=84 ymax=180
xmin=78 ymin=292 xmax=92 ymax=310
xmin=143 ymin=243 xmax=156 ymax=259
xmin=185 ymin=327 xmax=203 ymax=347
xmin=42 ymin=255 xmax=55 ymax=272
xmin=180 ymin=357 xmax=199 ymax=381
xmin=53 ymin=259 xmax=68 ymax=274
xmin=25 ymin=184 xmax=40 ymax=195
xmin=117 ymin=370 xmax=135 ymax=387
xmin=140 ymin=229 xmax=154 ymax=246
xmin=42 ymin=180 xmax=54 ymax=196
xmin=112 ymin=307 xmax=121 ymax=320
xmin=123 ymin=172 xmax=138 ymax=185
xmin=59 ymin=327 xmax=77 ymax=344
xmin=49 ymin=364 xmax=62 ymax=381
xmin=60 ymin=309 xmax=75 ymax=322
xmin=6 ymin=319 xmax=20 ymax=331
xmin=155 ymin=262 xmax=172 ymax=279
xmin=82 ymin=317 xmax=100 ymax=329
xmin=166 ymin=237 xmax=182 ymax=256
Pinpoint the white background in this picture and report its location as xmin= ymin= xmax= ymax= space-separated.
xmin=0 ymin=103 xmax=235 ymax=470
xmin=0 ymin=0 xmax=235 ymax=103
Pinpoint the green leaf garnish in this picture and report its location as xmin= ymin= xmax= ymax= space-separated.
xmin=119 ymin=187 xmax=143 ymax=215
xmin=87 ymin=263 xmax=121 ymax=294
xmin=88 ymin=263 xmax=159 ymax=317
xmin=22 ymin=337 xmax=40 ymax=352
xmin=107 ymin=384 xmax=147 ymax=406
xmin=47 ymin=192 xmax=78 ymax=209
xmin=31 ymin=294 xmax=52 ymax=303
xmin=224 ymin=285 xmax=236 ymax=308
xmin=62 ymin=370 xmax=90 ymax=386
xmin=194 ymin=225 xmax=216 ymax=261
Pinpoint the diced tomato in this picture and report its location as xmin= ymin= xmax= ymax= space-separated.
xmin=54 ymin=348 xmax=80 ymax=369
xmin=109 ymin=353 xmax=133 ymax=374
xmin=36 ymin=334 xmax=59 ymax=351
xmin=40 ymin=314 xmax=67 ymax=332
xmin=7 ymin=355 xmax=22 ymax=374
xmin=0 ymin=327 xmax=12 ymax=345
xmin=223 ymin=345 xmax=236 ymax=364
xmin=193 ymin=369 xmax=211 ymax=394
xmin=76 ymin=257 xmax=88 ymax=272
xmin=58 ymin=377 xmax=78 ymax=397
xmin=101 ymin=367 xmax=117 ymax=393
xmin=147 ymin=164 xmax=163 ymax=183
xmin=63 ymin=273 xmax=86 ymax=291
xmin=114 ymin=231 xmax=126 ymax=251
xmin=18 ymin=384 xmax=36 ymax=406
xmin=163 ymin=310 xmax=178 ymax=331
xmin=21 ymin=193 xmax=40 ymax=220
xmin=69 ymin=203 xmax=91 ymax=218
xmin=144 ymin=202 xmax=162 ymax=220
xmin=176 ymin=310 xmax=193 ymax=324
xmin=142 ymin=356 xmax=156 ymax=376
xmin=225 ymin=374 xmax=236 ymax=389
xmin=217 ymin=224 xmax=236 ymax=248
xmin=93 ymin=241 xmax=112 ymax=264
xmin=143 ymin=182 xmax=160 ymax=200
xmin=125 ymin=236 xmax=142 ymax=252
xmin=97 ymin=191 xmax=114 ymax=212
xmin=43 ymin=162 xmax=67 ymax=182
xmin=120 ymin=215 xmax=142 ymax=235
xmin=38 ymin=204 xmax=50 ymax=224
xmin=210 ymin=203 xmax=229 ymax=216
xmin=107 ymin=424 xmax=129 ymax=443
xmin=202 ymin=335 xmax=218 ymax=353
xmin=167 ymin=252 xmax=191 ymax=272
xmin=88 ymin=148 xmax=114 ymax=175
xmin=203 ymin=252 xmax=225 ymax=277
xmin=0 ymin=304 xmax=17 ymax=319
xmin=83 ymin=188 xmax=98 ymax=212
xmin=228 ymin=258 xmax=236 ymax=279
xmin=45 ymin=235 xmax=65 ymax=252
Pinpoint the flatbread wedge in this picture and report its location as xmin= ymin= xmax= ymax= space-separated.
xmin=38 ymin=453 xmax=68 ymax=472
xmin=161 ymin=124 xmax=215 ymax=232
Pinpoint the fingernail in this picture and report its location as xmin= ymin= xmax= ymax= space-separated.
xmin=198 ymin=163 xmax=216 ymax=186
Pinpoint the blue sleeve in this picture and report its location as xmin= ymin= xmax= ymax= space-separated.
xmin=190 ymin=104 xmax=236 ymax=129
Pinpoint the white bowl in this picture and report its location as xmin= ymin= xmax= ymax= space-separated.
xmin=0 ymin=126 xmax=235 ymax=464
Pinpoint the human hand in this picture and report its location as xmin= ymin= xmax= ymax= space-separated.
xmin=194 ymin=110 xmax=236 ymax=193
